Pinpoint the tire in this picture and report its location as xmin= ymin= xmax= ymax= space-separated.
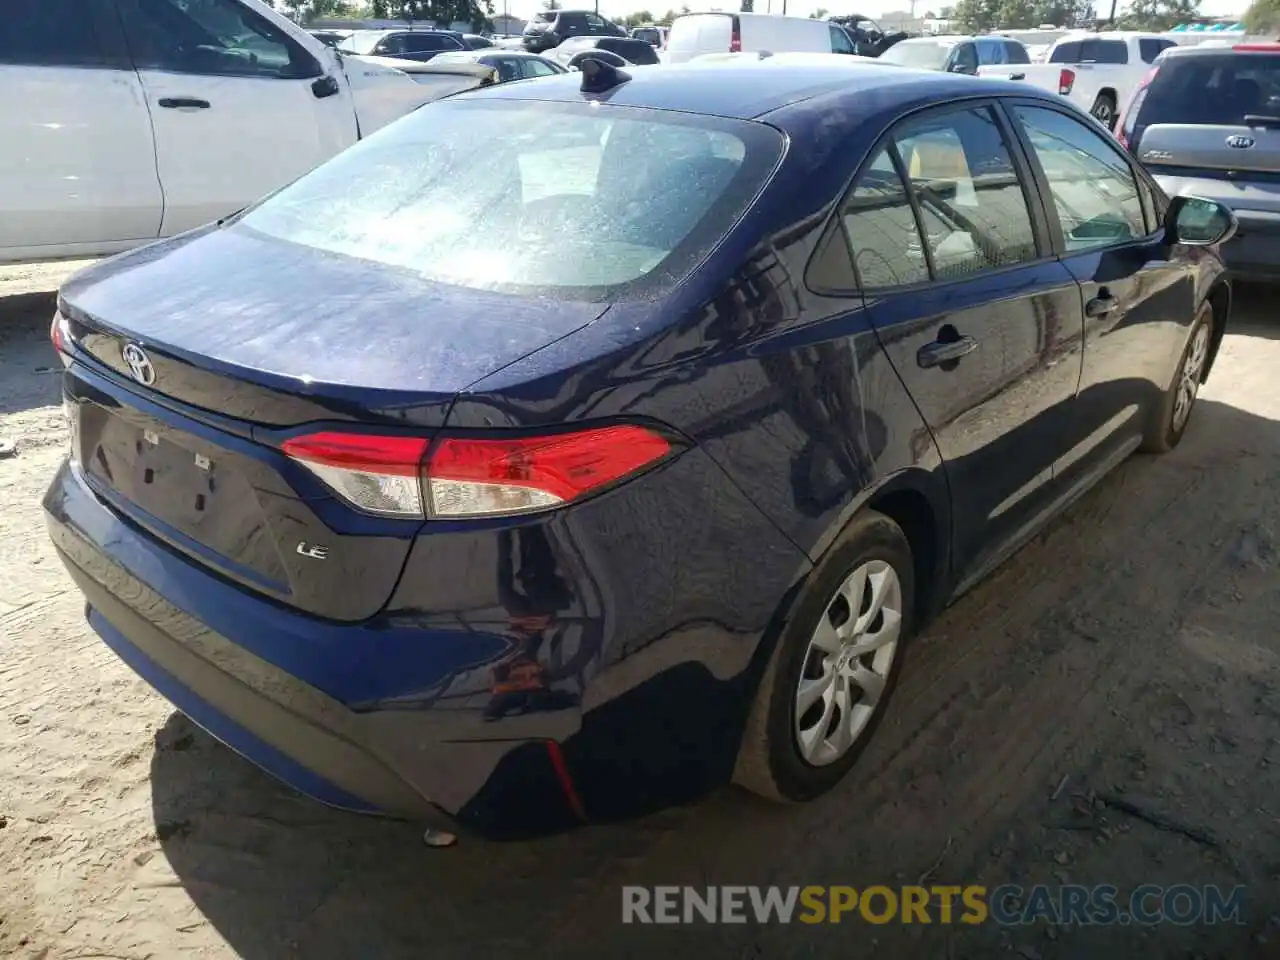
xmin=1142 ymin=302 xmax=1213 ymax=454
xmin=733 ymin=510 xmax=916 ymax=803
xmin=1091 ymin=93 xmax=1117 ymax=130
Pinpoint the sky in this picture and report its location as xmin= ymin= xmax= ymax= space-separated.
xmin=492 ymin=0 xmax=1246 ymax=27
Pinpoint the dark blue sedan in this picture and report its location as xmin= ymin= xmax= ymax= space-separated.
xmin=45 ymin=60 xmax=1235 ymax=834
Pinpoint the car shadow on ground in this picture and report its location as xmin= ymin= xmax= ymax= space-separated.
xmin=0 ymin=293 xmax=60 ymax=417
xmin=150 ymin=392 xmax=1280 ymax=959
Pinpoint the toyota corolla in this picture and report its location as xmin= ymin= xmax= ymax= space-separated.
xmin=46 ymin=59 xmax=1235 ymax=835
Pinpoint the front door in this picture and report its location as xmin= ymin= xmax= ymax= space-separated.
xmin=844 ymin=103 xmax=1085 ymax=589
xmin=1006 ymin=101 xmax=1197 ymax=486
xmin=115 ymin=0 xmax=356 ymax=236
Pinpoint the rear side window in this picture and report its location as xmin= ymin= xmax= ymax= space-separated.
xmin=392 ymin=34 xmax=464 ymax=54
xmin=1132 ymin=53 xmax=1280 ymax=135
xmin=1139 ymin=37 xmax=1175 ymax=63
xmin=836 ymin=105 xmax=1038 ymax=288
xmin=117 ymin=0 xmax=320 ymax=78
xmin=1005 ymin=41 xmax=1030 ymax=64
xmin=830 ymin=25 xmax=856 ymax=55
xmin=237 ymin=100 xmax=783 ymax=300
xmin=1082 ymin=39 xmax=1127 ymax=64
xmin=1049 ymin=40 xmax=1081 ymax=63
xmin=0 ymin=0 xmax=130 ymax=68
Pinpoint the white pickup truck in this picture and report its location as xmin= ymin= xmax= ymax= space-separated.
xmin=977 ymin=31 xmax=1178 ymax=129
xmin=1 ymin=0 xmax=443 ymax=265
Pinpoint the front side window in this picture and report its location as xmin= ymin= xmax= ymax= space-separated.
xmin=830 ymin=25 xmax=856 ymax=55
xmin=118 ymin=0 xmax=318 ymax=78
xmin=0 ymin=0 xmax=128 ymax=68
xmin=953 ymin=43 xmax=979 ymax=73
xmin=521 ymin=56 xmax=560 ymax=77
xmin=236 ymin=100 xmax=781 ymax=299
xmin=1005 ymin=41 xmax=1030 ymax=64
xmin=1012 ymin=105 xmax=1147 ymax=252
xmin=397 ymin=34 xmax=464 ymax=54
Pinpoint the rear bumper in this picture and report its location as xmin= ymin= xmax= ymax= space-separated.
xmin=45 ymin=460 xmax=588 ymax=831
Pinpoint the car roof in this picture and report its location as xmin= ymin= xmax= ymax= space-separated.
xmin=1160 ymin=41 xmax=1280 ymax=58
xmin=459 ymin=61 xmax=1053 ymax=122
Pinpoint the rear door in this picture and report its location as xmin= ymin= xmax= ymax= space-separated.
xmin=1005 ymin=100 xmax=1193 ymax=486
xmin=666 ymin=14 xmax=730 ymax=63
xmin=843 ymin=102 xmax=1085 ymax=590
xmin=0 ymin=0 xmax=163 ymax=259
xmin=116 ymin=0 xmax=356 ymax=237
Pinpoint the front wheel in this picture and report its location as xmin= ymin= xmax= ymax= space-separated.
xmin=734 ymin=510 xmax=915 ymax=803
xmin=1142 ymin=303 xmax=1212 ymax=453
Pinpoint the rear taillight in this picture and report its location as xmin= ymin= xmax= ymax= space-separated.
xmin=730 ymin=22 xmax=741 ymax=52
xmin=50 ymin=312 xmax=66 ymax=354
xmin=1115 ymin=66 xmax=1158 ymax=149
xmin=282 ymin=424 xmax=675 ymax=520
xmin=1058 ymin=68 xmax=1074 ymax=96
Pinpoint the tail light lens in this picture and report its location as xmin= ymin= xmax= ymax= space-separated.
xmin=50 ymin=312 xmax=67 ymax=354
xmin=730 ymin=21 xmax=741 ymax=52
xmin=283 ymin=424 xmax=675 ymax=520
xmin=1058 ymin=68 xmax=1074 ymax=95
xmin=1116 ymin=66 xmax=1159 ymax=149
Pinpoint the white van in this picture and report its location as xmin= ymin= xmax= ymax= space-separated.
xmin=666 ymin=13 xmax=858 ymax=64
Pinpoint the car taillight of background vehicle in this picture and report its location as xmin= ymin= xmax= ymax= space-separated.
xmin=1058 ymin=68 xmax=1074 ymax=96
xmin=1115 ymin=65 xmax=1160 ymax=149
xmin=282 ymin=424 xmax=677 ymax=519
xmin=730 ymin=22 xmax=741 ymax=53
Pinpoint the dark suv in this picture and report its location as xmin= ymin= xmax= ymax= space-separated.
xmin=1118 ymin=42 xmax=1280 ymax=282
xmin=337 ymin=29 xmax=466 ymax=62
xmin=523 ymin=9 xmax=626 ymax=53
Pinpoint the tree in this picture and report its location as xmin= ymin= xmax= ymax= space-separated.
xmin=953 ymin=0 xmax=999 ymax=31
xmin=544 ymin=0 xmax=562 ymax=8
xmin=1119 ymin=0 xmax=1199 ymax=30
xmin=810 ymin=7 xmax=829 ymax=17
xmin=624 ymin=9 xmax=656 ymax=25
xmin=1244 ymin=0 xmax=1280 ymax=32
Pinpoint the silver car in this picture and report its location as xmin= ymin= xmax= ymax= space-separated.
xmin=1119 ymin=42 xmax=1280 ymax=283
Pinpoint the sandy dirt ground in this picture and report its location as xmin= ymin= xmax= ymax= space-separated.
xmin=3 ymin=262 xmax=1280 ymax=960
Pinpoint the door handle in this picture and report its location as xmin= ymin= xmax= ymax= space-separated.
xmin=1085 ymin=295 xmax=1117 ymax=318
xmin=918 ymin=335 xmax=978 ymax=369
xmin=157 ymin=97 xmax=211 ymax=109
xmin=1010 ymin=72 xmax=1026 ymax=80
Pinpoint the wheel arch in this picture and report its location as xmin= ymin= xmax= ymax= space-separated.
xmin=1204 ymin=280 xmax=1231 ymax=381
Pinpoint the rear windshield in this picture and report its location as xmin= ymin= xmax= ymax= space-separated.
xmin=600 ymin=37 xmax=660 ymax=64
xmin=880 ymin=41 xmax=952 ymax=70
xmin=235 ymin=99 xmax=783 ymax=301
xmin=1127 ymin=53 xmax=1280 ymax=138
xmin=633 ymin=28 xmax=661 ymax=44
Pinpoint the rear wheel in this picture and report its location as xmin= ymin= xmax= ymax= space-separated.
xmin=1091 ymin=93 xmax=1117 ymax=129
xmin=1142 ymin=303 xmax=1212 ymax=453
xmin=734 ymin=510 xmax=915 ymax=803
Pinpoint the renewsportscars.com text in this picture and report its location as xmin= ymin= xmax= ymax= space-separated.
xmin=622 ymin=884 xmax=1248 ymax=926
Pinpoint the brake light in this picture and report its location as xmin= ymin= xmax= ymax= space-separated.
xmin=282 ymin=424 xmax=675 ymax=519
xmin=50 ymin=312 xmax=66 ymax=354
xmin=730 ymin=20 xmax=741 ymax=52
xmin=1058 ymin=68 xmax=1074 ymax=95
xmin=1115 ymin=65 xmax=1159 ymax=148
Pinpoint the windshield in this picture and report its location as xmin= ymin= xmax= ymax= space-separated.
xmin=880 ymin=41 xmax=951 ymax=69
xmin=235 ymin=99 xmax=783 ymax=300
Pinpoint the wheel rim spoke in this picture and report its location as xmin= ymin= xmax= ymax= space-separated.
xmin=794 ymin=558 xmax=903 ymax=767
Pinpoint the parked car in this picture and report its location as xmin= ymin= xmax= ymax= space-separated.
xmin=522 ymin=9 xmax=626 ymax=53
xmin=431 ymin=48 xmax=567 ymax=81
xmin=461 ymin=33 xmax=495 ymax=50
xmin=0 ymin=0 xmax=442 ymax=265
xmin=878 ymin=35 xmax=1031 ymax=74
xmin=631 ymin=24 xmax=668 ymax=48
xmin=46 ymin=60 xmax=1234 ymax=834
xmin=977 ymin=31 xmax=1178 ymax=128
xmin=1117 ymin=41 xmax=1280 ymax=283
xmin=336 ymin=28 xmax=467 ymax=63
xmin=548 ymin=35 xmax=661 ymax=68
xmin=666 ymin=12 xmax=859 ymax=63
xmin=828 ymin=15 xmax=908 ymax=57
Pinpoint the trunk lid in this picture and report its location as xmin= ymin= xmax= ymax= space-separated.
xmin=1136 ymin=123 xmax=1280 ymax=178
xmin=60 ymin=225 xmax=606 ymax=622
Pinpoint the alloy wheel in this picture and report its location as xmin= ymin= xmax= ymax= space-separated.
xmin=794 ymin=560 xmax=903 ymax=767
xmin=1172 ymin=323 xmax=1210 ymax=434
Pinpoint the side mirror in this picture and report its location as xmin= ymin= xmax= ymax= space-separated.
xmin=311 ymin=74 xmax=341 ymax=99
xmin=1167 ymin=195 xmax=1237 ymax=246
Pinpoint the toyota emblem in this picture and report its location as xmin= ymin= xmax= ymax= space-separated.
xmin=121 ymin=343 xmax=156 ymax=386
xmin=1226 ymin=135 xmax=1256 ymax=149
